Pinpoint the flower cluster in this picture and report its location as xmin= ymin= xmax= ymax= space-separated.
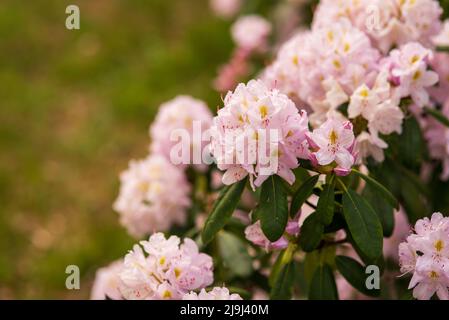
xmin=118 ymin=233 xmax=214 ymax=300
xmin=382 ymin=42 xmax=439 ymax=108
xmin=183 ymin=287 xmax=242 ymax=300
xmin=399 ymin=212 xmax=449 ymax=300
xmin=150 ymin=95 xmax=213 ymax=169
xmin=113 ymin=155 xmax=191 ymax=238
xmin=245 ymin=217 xmax=300 ymax=250
xmin=313 ymin=0 xmax=443 ymax=53
xmin=209 ymin=79 xmax=310 ymax=188
xmin=231 ymin=15 xmax=272 ymax=53
xmin=210 ymin=0 xmax=241 ymax=19
xmin=265 ymin=21 xmax=380 ymax=124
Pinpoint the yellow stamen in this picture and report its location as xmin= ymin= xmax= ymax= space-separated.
xmin=329 ymin=130 xmax=338 ymax=145
xmin=413 ymin=70 xmax=421 ymax=81
xmin=163 ymin=290 xmax=172 ymax=299
xmin=259 ymin=105 xmax=268 ymax=118
xmin=435 ymin=240 xmax=444 ymax=252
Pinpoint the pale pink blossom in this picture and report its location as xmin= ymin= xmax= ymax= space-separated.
xmin=424 ymin=102 xmax=449 ymax=180
xmin=429 ymin=53 xmax=449 ymax=105
xmin=383 ymin=209 xmax=411 ymax=260
xmin=90 ymin=260 xmax=124 ymax=300
xmin=214 ymin=48 xmax=250 ymax=92
xmin=399 ymin=212 xmax=449 ymax=300
xmin=149 ymin=95 xmax=213 ymax=169
xmin=245 ymin=218 xmax=299 ymax=251
xmin=113 ymin=155 xmax=191 ymax=238
xmin=307 ymin=117 xmax=356 ymax=175
xmin=355 ymin=131 xmax=388 ymax=163
xmin=210 ymin=0 xmax=241 ymax=19
xmin=368 ymin=100 xmax=404 ymax=137
xmin=119 ymin=233 xmax=214 ymax=300
xmin=264 ymin=22 xmax=380 ymax=115
xmin=231 ymin=15 xmax=272 ymax=53
xmin=384 ymin=42 xmax=439 ymax=107
xmin=313 ymin=0 xmax=443 ymax=53
xmin=183 ymin=287 xmax=243 ymax=300
xmin=433 ymin=19 xmax=449 ymax=47
xmin=209 ymin=79 xmax=310 ymax=188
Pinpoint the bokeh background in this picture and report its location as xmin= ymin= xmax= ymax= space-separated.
xmin=0 ymin=0 xmax=233 ymax=299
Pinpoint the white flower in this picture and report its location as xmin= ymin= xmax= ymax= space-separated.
xmin=355 ymin=132 xmax=388 ymax=163
xmin=118 ymin=233 xmax=214 ymax=300
xmin=183 ymin=287 xmax=243 ymax=300
xmin=231 ymin=15 xmax=271 ymax=52
xmin=113 ymin=155 xmax=191 ymax=238
xmin=368 ymin=100 xmax=404 ymax=136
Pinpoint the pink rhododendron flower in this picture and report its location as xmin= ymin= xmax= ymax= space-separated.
xmin=424 ymin=102 xmax=449 ymax=180
xmin=429 ymin=53 xmax=449 ymax=105
xmin=262 ymin=32 xmax=309 ymax=100
xmin=118 ymin=233 xmax=214 ymax=300
xmin=231 ymin=15 xmax=272 ymax=53
xmin=383 ymin=209 xmax=411 ymax=261
xmin=183 ymin=287 xmax=242 ymax=300
xmin=209 ymin=79 xmax=310 ymax=188
xmin=245 ymin=217 xmax=299 ymax=251
xmin=355 ymin=131 xmax=388 ymax=163
xmin=214 ymin=48 xmax=250 ymax=92
xmin=267 ymin=21 xmax=380 ymax=119
xmin=307 ymin=117 xmax=356 ymax=176
xmin=210 ymin=0 xmax=241 ymax=18
xmin=150 ymin=95 xmax=213 ymax=169
xmin=90 ymin=260 xmax=124 ymax=300
xmin=113 ymin=155 xmax=191 ymax=238
xmin=399 ymin=212 xmax=449 ymax=300
xmin=313 ymin=0 xmax=443 ymax=53
xmin=383 ymin=42 xmax=439 ymax=107
xmin=433 ymin=19 xmax=449 ymax=47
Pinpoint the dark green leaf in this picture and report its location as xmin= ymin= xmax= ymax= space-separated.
xmin=290 ymin=174 xmax=319 ymax=217
xmin=316 ymin=176 xmax=336 ymax=225
xmin=270 ymin=261 xmax=296 ymax=300
xmin=335 ymin=256 xmax=380 ymax=297
xmin=425 ymin=106 xmax=449 ymax=127
xmin=308 ymin=264 xmax=339 ymax=300
xmin=217 ymin=231 xmax=252 ymax=277
xmin=257 ymin=175 xmax=289 ymax=242
xmin=202 ymin=178 xmax=246 ymax=244
xmin=398 ymin=116 xmax=424 ymax=170
xmin=299 ymin=213 xmax=324 ymax=252
xmin=362 ymin=184 xmax=395 ymax=237
xmin=342 ymin=189 xmax=383 ymax=260
xmin=352 ymin=169 xmax=398 ymax=209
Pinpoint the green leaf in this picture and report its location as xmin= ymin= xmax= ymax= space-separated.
xmin=257 ymin=175 xmax=289 ymax=242
xmin=362 ymin=184 xmax=395 ymax=237
xmin=299 ymin=213 xmax=324 ymax=252
xmin=217 ymin=231 xmax=252 ymax=277
xmin=308 ymin=264 xmax=339 ymax=300
xmin=270 ymin=261 xmax=296 ymax=300
xmin=351 ymin=169 xmax=398 ymax=209
xmin=202 ymin=178 xmax=247 ymax=244
xmin=303 ymin=246 xmax=336 ymax=285
xmin=335 ymin=256 xmax=380 ymax=297
xmin=316 ymin=175 xmax=336 ymax=225
xmin=290 ymin=174 xmax=319 ymax=217
xmin=342 ymin=189 xmax=383 ymax=260
xmin=398 ymin=116 xmax=424 ymax=170
xmin=425 ymin=106 xmax=449 ymax=127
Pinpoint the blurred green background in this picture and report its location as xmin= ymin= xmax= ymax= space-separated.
xmin=0 ymin=0 xmax=233 ymax=299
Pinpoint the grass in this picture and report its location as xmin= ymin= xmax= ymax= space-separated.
xmin=0 ymin=0 xmax=233 ymax=298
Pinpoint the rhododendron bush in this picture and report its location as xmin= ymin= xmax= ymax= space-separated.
xmin=92 ymin=0 xmax=449 ymax=300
